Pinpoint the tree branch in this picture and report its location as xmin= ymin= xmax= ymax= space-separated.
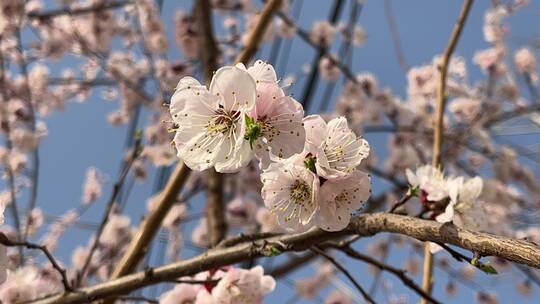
xmin=335 ymin=245 xmax=441 ymax=304
xmin=76 ymin=137 xmax=142 ymax=286
xmin=311 ymin=246 xmax=375 ymax=304
xmin=235 ymin=0 xmax=283 ymax=65
xmin=31 ymin=213 xmax=540 ymax=304
xmin=0 ymin=233 xmax=72 ymax=292
xmin=106 ymin=0 xmax=283 ymax=291
xmin=27 ymin=0 xmax=132 ymax=19
xmin=195 ymin=0 xmax=227 ymax=247
xmin=424 ymin=0 xmax=474 ymax=300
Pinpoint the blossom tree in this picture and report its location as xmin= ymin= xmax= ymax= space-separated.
xmin=0 ymin=0 xmax=539 ymax=303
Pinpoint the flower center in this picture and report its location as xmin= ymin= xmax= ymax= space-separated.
xmin=289 ymin=179 xmax=311 ymax=205
xmin=207 ymin=108 xmax=240 ymax=135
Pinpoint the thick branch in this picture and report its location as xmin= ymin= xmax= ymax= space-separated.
xmin=235 ymin=0 xmax=282 ymax=64
xmin=32 ymin=213 xmax=540 ymax=304
xmin=107 ymin=0 xmax=283 ymax=289
xmin=109 ymin=163 xmax=191 ymax=279
xmin=195 ymin=0 xmax=227 ymax=247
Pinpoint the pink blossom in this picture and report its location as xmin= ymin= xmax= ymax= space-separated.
xmin=514 ymin=48 xmax=538 ymax=83
xmin=237 ymin=60 xmax=305 ymax=168
xmin=304 ymin=115 xmax=370 ymax=179
xmin=24 ymin=208 xmax=44 ymax=237
xmin=226 ymin=196 xmax=258 ymax=227
xmin=163 ymin=204 xmax=188 ymax=230
xmin=211 ymin=266 xmax=276 ymax=304
xmin=325 ymin=290 xmax=353 ymax=304
xmin=317 ymin=170 xmax=371 ymax=231
xmin=261 ymin=154 xmax=319 ymax=231
xmin=449 ymin=98 xmax=481 ymax=123
xmin=406 ymin=165 xmax=449 ymax=202
xmin=170 ymin=66 xmax=256 ymax=173
xmin=473 ymin=48 xmax=505 ymax=73
xmin=100 ymin=213 xmax=132 ymax=247
xmin=81 ymin=167 xmax=105 ymax=205
xmin=310 ymin=21 xmax=335 ymax=47
xmin=476 ymin=291 xmax=498 ymax=304
xmin=159 ymin=283 xmax=200 ymax=304
xmin=319 ymin=56 xmax=340 ymax=82
xmin=255 ymin=207 xmax=282 ymax=233
xmin=192 ymin=218 xmax=209 ymax=247
xmin=175 ymin=11 xmax=199 ymax=60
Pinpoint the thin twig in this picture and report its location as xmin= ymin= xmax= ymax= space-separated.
xmin=389 ymin=189 xmax=415 ymax=213
xmin=75 ymin=136 xmax=143 ymax=286
xmin=267 ymin=251 xmax=318 ymax=278
xmin=0 ymin=233 xmax=72 ymax=291
xmin=311 ymin=246 xmax=375 ymax=304
xmin=423 ymin=1 xmax=474 ymax=301
xmin=27 ymin=0 xmax=132 ymax=19
xmin=299 ymin=0 xmax=345 ymax=112
xmin=14 ymin=22 xmax=41 ymax=250
xmin=317 ymin=0 xmax=362 ymax=113
xmin=336 ymin=245 xmax=441 ymax=304
xmin=384 ymin=0 xmax=410 ymax=72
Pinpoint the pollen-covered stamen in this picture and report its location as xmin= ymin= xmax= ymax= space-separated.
xmin=206 ymin=108 xmax=241 ymax=135
xmin=278 ymin=178 xmax=313 ymax=223
xmin=289 ymin=179 xmax=311 ymax=204
xmin=323 ymin=136 xmax=366 ymax=172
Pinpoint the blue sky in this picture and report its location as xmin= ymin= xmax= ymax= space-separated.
xmin=6 ymin=0 xmax=540 ymax=303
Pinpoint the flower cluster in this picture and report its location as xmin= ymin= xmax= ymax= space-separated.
xmin=170 ymin=61 xmax=372 ymax=232
xmin=261 ymin=115 xmax=371 ymax=232
xmin=406 ymin=165 xmax=485 ymax=231
xmin=159 ymin=266 xmax=275 ymax=304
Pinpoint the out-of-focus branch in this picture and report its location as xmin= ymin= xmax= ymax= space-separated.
xmin=14 ymin=24 xmax=41 ymax=256
xmin=275 ymin=11 xmax=357 ymax=84
xmin=384 ymin=0 xmax=410 ymax=72
xmin=267 ymin=251 xmax=318 ymax=277
xmin=75 ymin=136 xmax=142 ymax=286
xmin=108 ymin=163 xmax=191 ymax=278
xmin=32 ymin=212 xmax=540 ymax=304
xmin=0 ymin=233 xmax=72 ymax=291
xmin=388 ymin=189 xmax=415 ymax=213
xmin=311 ymin=246 xmax=375 ymax=304
xmin=299 ymin=0 xmax=345 ymax=112
xmin=432 ymin=0 xmax=474 ymax=168
xmin=195 ymin=0 xmax=227 ymax=247
xmin=483 ymin=103 xmax=540 ymax=128
xmin=27 ymin=0 xmax=132 ymax=19
xmin=235 ymin=0 xmax=283 ymax=65
xmin=334 ymin=244 xmax=441 ymax=304
xmin=423 ymin=0 xmax=474 ymax=301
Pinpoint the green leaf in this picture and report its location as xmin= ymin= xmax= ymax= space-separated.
xmin=304 ymin=156 xmax=317 ymax=173
xmin=409 ymin=185 xmax=420 ymax=197
xmin=477 ymin=262 xmax=498 ymax=275
xmin=471 ymin=257 xmax=498 ymax=275
xmin=244 ymin=115 xmax=262 ymax=149
xmin=261 ymin=245 xmax=282 ymax=257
